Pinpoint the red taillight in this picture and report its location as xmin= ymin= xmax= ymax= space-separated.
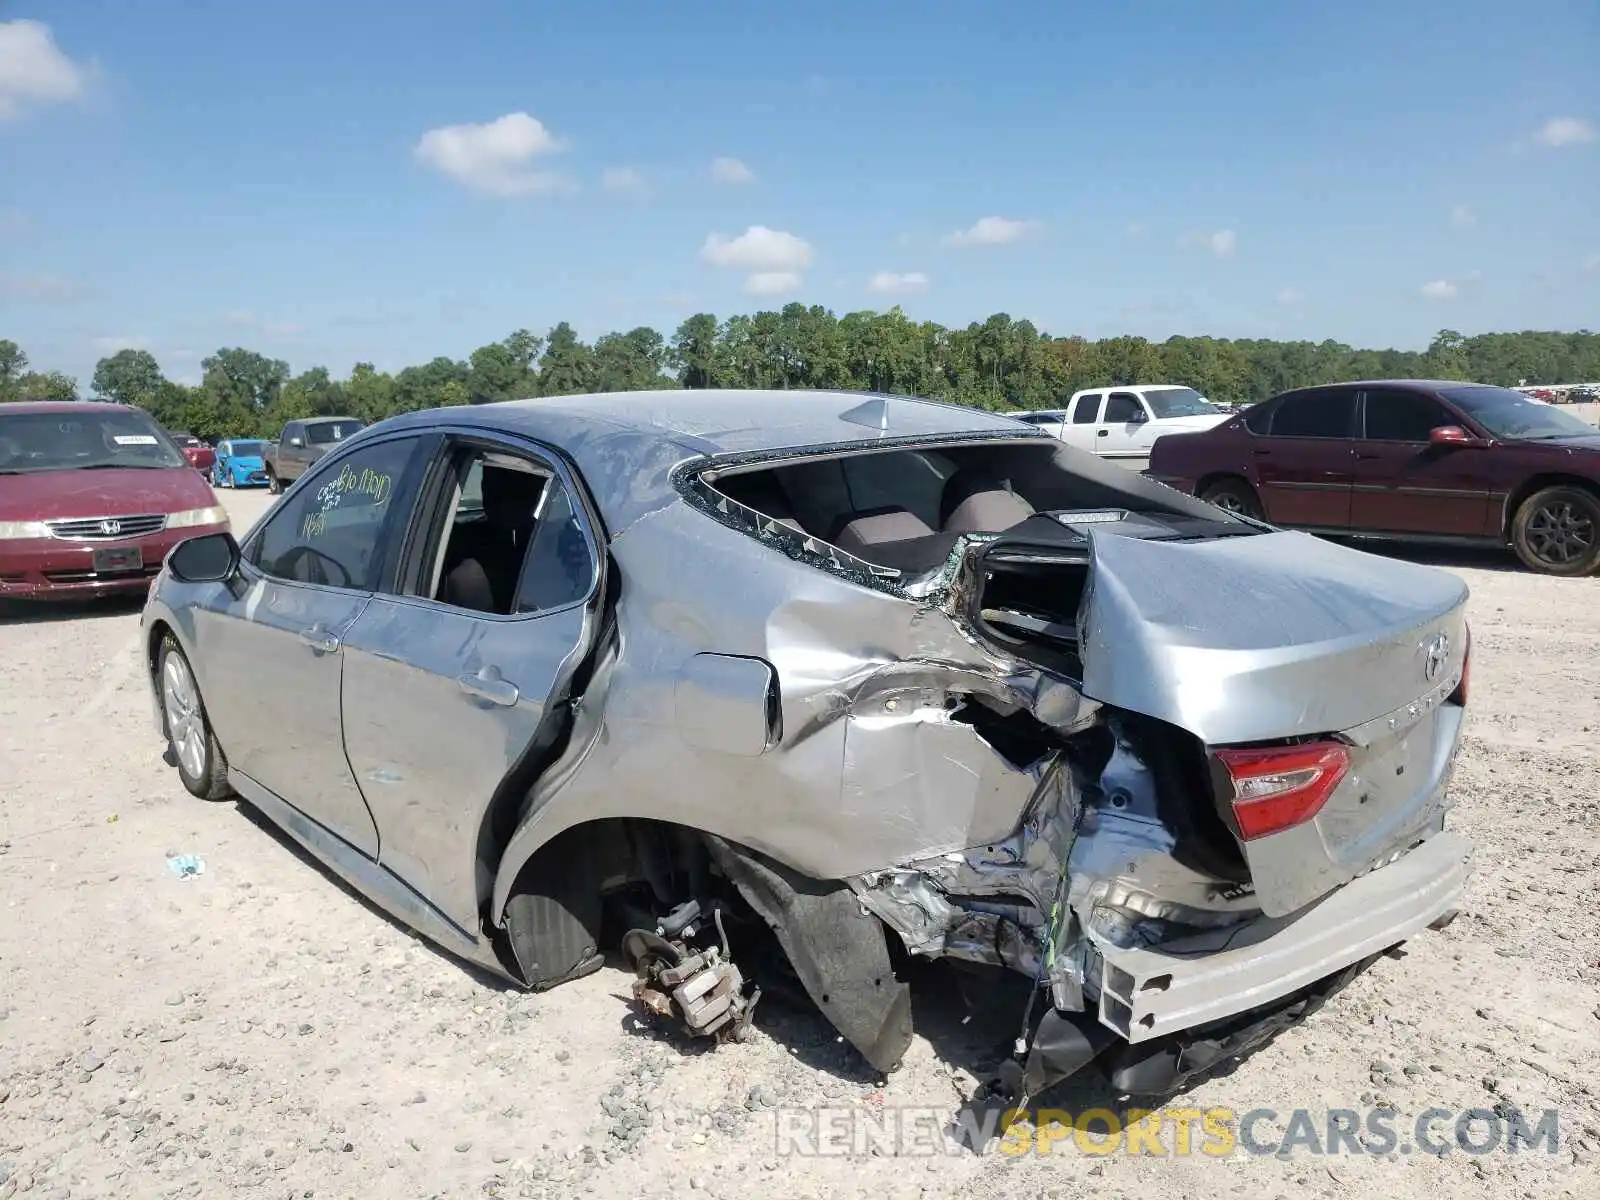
xmin=1215 ymin=741 xmax=1350 ymax=841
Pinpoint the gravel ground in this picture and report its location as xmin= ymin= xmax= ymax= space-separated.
xmin=1 ymin=487 xmax=1597 ymax=1200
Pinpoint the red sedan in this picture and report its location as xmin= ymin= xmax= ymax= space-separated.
xmin=1147 ymin=380 xmax=1600 ymax=575
xmin=0 ymin=403 xmax=231 ymax=600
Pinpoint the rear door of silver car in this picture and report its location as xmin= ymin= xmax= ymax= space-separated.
xmin=337 ymin=432 xmax=605 ymax=932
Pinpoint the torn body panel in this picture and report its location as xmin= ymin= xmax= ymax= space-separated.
xmin=490 ymin=453 xmax=1468 ymax=1089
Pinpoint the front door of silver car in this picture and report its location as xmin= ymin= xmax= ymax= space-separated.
xmin=338 ymin=438 xmax=605 ymax=932
xmin=209 ymin=433 xmax=425 ymax=857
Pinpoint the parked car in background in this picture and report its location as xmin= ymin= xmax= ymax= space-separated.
xmin=166 ymin=431 xmax=216 ymax=474
xmin=141 ymin=388 xmax=1469 ymax=1102
xmin=1008 ymin=385 xmax=1229 ymax=462
xmin=263 ymin=417 xmax=365 ymax=493
xmin=0 ymin=402 xmax=229 ymax=600
xmin=210 ymin=438 xmax=269 ymax=488
xmin=1148 ymin=380 xmax=1600 ymax=575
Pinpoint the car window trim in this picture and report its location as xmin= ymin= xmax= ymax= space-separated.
xmin=242 ymin=429 xmax=430 ymax=595
xmin=379 ymin=429 xmax=604 ymax=625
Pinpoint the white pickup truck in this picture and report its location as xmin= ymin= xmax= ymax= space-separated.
xmin=1008 ymin=385 xmax=1229 ymax=466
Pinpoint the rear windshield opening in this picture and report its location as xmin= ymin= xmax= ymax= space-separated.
xmin=306 ymin=419 xmax=364 ymax=444
xmin=703 ymin=440 xmax=1222 ymax=574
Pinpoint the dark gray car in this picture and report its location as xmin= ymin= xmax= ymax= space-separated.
xmin=264 ymin=416 xmax=365 ymax=493
xmin=140 ymin=390 xmax=1472 ymax=1102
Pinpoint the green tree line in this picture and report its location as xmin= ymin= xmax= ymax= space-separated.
xmin=2 ymin=314 xmax=1597 ymax=442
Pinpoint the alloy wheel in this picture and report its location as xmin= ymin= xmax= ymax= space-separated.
xmin=162 ymin=653 xmax=207 ymax=781
xmin=1525 ymin=500 xmax=1595 ymax=567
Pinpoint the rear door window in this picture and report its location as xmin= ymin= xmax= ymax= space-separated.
xmin=1269 ymin=389 xmax=1355 ymax=438
xmin=1071 ymin=394 xmax=1102 ymax=423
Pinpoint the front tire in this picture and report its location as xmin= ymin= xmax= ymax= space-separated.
xmin=1201 ymin=478 xmax=1263 ymax=520
xmin=267 ymin=472 xmax=283 ymax=495
xmin=158 ymin=637 xmax=234 ymax=801
xmin=1511 ymin=485 xmax=1600 ymax=575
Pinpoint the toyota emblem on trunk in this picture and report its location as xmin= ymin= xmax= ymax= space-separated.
xmin=99 ymin=519 xmax=122 ymax=536
xmin=1423 ymin=632 xmax=1450 ymax=681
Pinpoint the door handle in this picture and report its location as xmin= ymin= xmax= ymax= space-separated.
xmin=298 ymin=624 xmax=340 ymax=653
xmin=457 ymin=667 xmax=519 ymax=707
xmin=1096 ymin=429 xmax=1109 ymax=437
xmin=1251 ymin=448 xmax=1271 ymax=456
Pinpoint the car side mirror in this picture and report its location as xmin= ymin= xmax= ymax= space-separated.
xmin=167 ymin=532 xmax=240 ymax=584
xmin=289 ymin=437 xmax=304 ymax=448
xmin=1428 ymin=425 xmax=1479 ymax=447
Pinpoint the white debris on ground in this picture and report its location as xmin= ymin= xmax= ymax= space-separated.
xmin=0 ymin=489 xmax=1596 ymax=1200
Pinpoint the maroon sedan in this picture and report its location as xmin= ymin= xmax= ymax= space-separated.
xmin=1147 ymin=380 xmax=1600 ymax=575
xmin=0 ymin=403 xmax=231 ymax=600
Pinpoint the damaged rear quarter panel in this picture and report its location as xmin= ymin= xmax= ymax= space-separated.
xmin=491 ymin=499 xmax=1088 ymax=922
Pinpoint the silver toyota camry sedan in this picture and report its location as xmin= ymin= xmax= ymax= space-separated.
xmin=141 ymin=389 xmax=1472 ymax=1101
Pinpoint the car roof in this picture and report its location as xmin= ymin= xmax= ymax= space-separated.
xmin=0 ymin=401 xmax=135 ymax=416
xmin=375 ymin=388 xmax=1041 ymax=534
xmin=1274 ymin=380 xmax=1494 ymax=396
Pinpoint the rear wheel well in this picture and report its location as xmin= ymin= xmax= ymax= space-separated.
xmin=1502 ymin=473 xmax=1600 ymax=538
xmin=499 ymin=818 xmax=724 ymax=989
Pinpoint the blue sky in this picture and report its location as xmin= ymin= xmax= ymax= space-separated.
xmin=1 ymin=0 xmax=1596 ymax=387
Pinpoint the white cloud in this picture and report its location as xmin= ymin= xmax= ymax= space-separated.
xmin=743 ymin=271 xmax=803 ymax=297
xmin=1451 ymin=204 xmax=1476 ymax=227
xmin=701 ymin=226 xmax=814 ymax=271
xmin=0 ymin=272 xmax=89 ymax=302
xmin=413 ymin=112 xmax=571 ymax=196
xmin=1182 ymin=229 xmax=1238 ymax=259
xmin=93 ymin=336 xmax=148 ymax=354
xmin=601 ymin=166 xmax=647 ymax=194
xmin=1276 ymin=288 xmax=1304 ymax=306
xmin=867 ymin=271 xmax=930 ymax=295
xmin=0 ymin=20 xmax=89 ymax=121
xmin=943 ymin=216 xmax=1037 ymax=248
xmin=1419 ymin=279 xmax=1459 ymax=299
xmin=1535 ymin=116 xmax=1595 ymax=148
xmin=710 ymin=156 xmax=755 ymax=184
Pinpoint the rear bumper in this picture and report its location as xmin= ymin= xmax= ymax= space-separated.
xmin=0 ymin=523 xmax=229 ymax=599
xmin=1090 ymin=829 xmax=1469 ymax=1044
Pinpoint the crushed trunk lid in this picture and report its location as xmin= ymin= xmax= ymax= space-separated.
xmin=962 ymin=516 xmax=1469 ymax=916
